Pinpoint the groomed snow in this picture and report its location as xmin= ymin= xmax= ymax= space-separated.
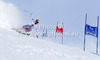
xmin=0 ymin=28 xmax=100 ymax=60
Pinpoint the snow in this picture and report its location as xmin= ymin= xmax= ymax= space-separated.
xmin=0 ymin=28 xmax=100 ymax=60
xmin=0 ymin=0 xmax=23 ymax=29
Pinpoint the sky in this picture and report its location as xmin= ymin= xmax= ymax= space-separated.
xmin=1 ymin=0 xmax=100 ymax=52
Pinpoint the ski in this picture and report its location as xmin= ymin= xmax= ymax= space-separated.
xmin=17 ymin=31 xmax=30 ymax=36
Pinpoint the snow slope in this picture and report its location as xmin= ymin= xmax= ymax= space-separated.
xmin=0 ymin=28 xmax=100 ymax=60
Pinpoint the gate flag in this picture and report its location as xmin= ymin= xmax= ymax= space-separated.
xmin=55 ymin=21 xmax=64 ymax=44
xmin=85 ymin=24 xmax=98 ymax=38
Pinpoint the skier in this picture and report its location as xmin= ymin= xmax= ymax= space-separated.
xmin=13 ymin=19 xmax=39 ymax=36
xmin=22 ymin=19 xmax=39 ymax=32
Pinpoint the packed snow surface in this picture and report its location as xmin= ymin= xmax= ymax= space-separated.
xmin=0 ymin=28 xmax=100 ymax=60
